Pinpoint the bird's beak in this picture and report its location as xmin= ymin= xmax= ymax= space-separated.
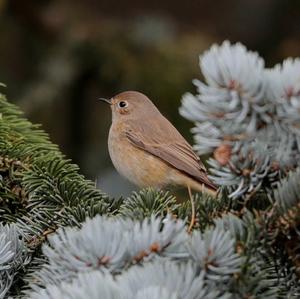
xmin=98 ymin=97 xmax=112 ymax=105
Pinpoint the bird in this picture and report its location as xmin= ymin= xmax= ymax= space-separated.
xmin=100 ymin=91 xmax=217 ymax=198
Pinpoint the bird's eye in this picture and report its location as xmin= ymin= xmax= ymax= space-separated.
xmin=118 ymin=101 xmax=128 ymax=108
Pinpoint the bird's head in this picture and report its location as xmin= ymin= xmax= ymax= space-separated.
xmin=99 ymin=91 xmax=158 ymax=122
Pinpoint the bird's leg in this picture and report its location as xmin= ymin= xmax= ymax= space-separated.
xmin=187 ymin=185 xmax=195 ymax=233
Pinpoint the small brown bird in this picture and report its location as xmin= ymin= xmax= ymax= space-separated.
xmin=100 ymin=91 xmax=217 ymax=197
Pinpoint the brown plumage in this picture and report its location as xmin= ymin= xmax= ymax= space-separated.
xmin=101 ymin=91 xmax=217 ymax=196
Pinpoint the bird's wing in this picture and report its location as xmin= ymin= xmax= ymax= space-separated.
xmin=125 ymin=119 xmax=217 ymax=190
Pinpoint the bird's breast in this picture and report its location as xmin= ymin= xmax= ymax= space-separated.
xmin=108 ymin=123 xmax=171 ymax=188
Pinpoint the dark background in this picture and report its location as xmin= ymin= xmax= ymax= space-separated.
xmin=0 ymin=0 xmax=299 ymax=196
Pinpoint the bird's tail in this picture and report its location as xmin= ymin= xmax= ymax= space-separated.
xmin=192 ymin=176 xmax=218 ymax=197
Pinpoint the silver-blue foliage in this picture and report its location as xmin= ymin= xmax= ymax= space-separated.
xmin=118 ymin=261 xmax=231 ymax=299
xmin=214 ymin=213 xmax=246 ymax=242
xmin=29 ymin=215 xmax=187 ymax=290
xmin=187 ymin=227 xmax=243 ymax=281
xmin=30 ymin=261 xmax=232 ymax=299
xmin=274 ymin=167 xmax=300 ymax=213
xmin=180 ymin=41 xmax=300 ymax=199
xmin=180 ymin=41 xmax=267 ymax=155
xmin=0 ymin=224 xmax=29 ymax=299
xmin=266 ymin=58 xmax=300 ymax=127
xmin=28 ymin=215 xmax=243 ymax=298
xmin=30 ymin=271 xmax=123 ymax=299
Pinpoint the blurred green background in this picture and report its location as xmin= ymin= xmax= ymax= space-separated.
xmin=0 ymin=0 xmax=299 ymax=196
